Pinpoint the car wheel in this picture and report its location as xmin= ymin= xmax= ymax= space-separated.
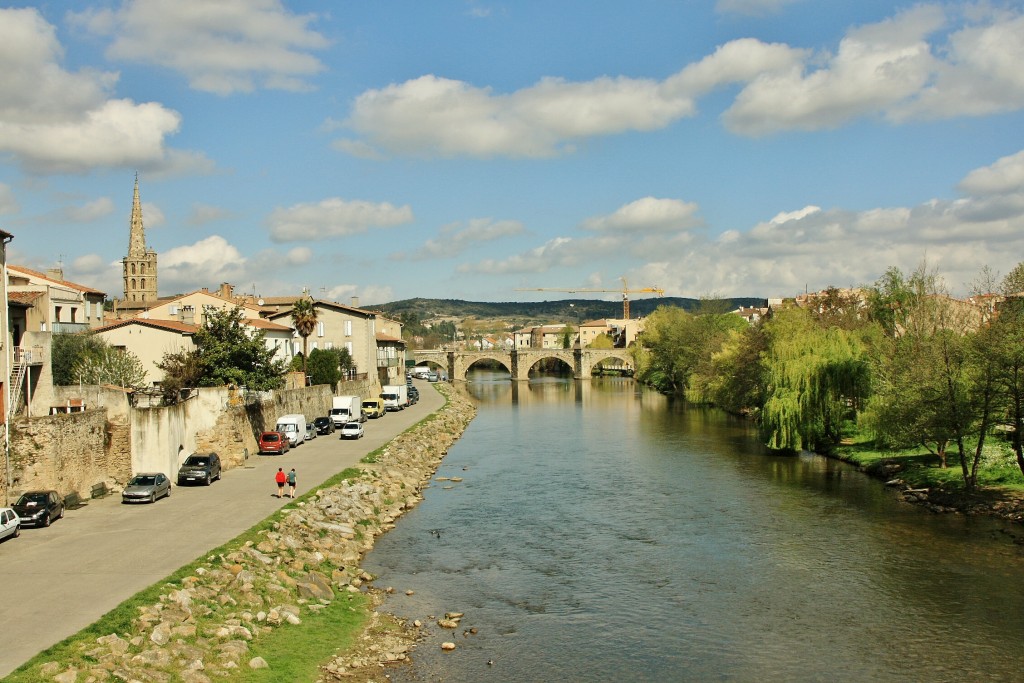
xmin=150 ymin=493 xmax=156 ymax=504
xmin=57 ymin=507 xmax=64 ymax=521
xmin=13 ymin=525 xmax=19 ymax=538
xmin=43 ymin=513 xmax=51 ymax=527
xmin=205 ymin=474 xmax=211 ymax=486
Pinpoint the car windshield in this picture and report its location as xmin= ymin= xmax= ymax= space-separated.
xmin=16 ymin=493 xmax=47 ymax=506
xmin=184 ymin=456 xmax=209 ymax=466
xmin=130 ymin=476 xmax=156 ymax=486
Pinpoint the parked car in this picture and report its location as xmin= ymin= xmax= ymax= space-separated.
xmin=313 ymin=416 xmax=335 ymax=435
xmin=0 ymin=507 xmax=20 ymax=541
xmin=259 ymin=431 xmax=290 ymax=455
xmin=122 ymin=473 xmax=171 ymax=504
xmin=339 ymin=422 xmax=364 ymax=439
xmin=12 ymin=490 xmax=64 ymax=527
xmin=305 ymin=423 xmax=317 ymax=441
xmin=176 ymin=452 xmax=221 ymax=486
xmin=408 ymin=386 xmax=420 ymax=404
xmin=427 ymin=371 xmax=439 ymax=382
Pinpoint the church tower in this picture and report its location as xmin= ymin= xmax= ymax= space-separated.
xmin=122 ymin=174 xmax=158 ymax=302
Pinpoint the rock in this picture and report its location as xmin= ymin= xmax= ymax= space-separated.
xmin=248 ymin=656 xmax=269 ymax=669
xmin=150 ymin=622 xmax=171 ymax=646
xmin=438 ymin=619 xmax=459 ymax=629
xmin=440 ymin=642 xmax=456 ymax=651
xmin=53 ymin=669 xmax=79 ymax=683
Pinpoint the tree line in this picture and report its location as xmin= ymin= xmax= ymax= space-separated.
xmin=631 ymin=262 xmax=1024 ymax=492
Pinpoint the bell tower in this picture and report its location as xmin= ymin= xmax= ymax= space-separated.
xmin=121 ymin=174 xmax=158 ymax=302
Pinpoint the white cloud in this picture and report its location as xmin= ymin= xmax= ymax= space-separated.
xmin=64 ymin=197 xmax=115 ymax=222
xmin=160 ymin=235 xmax=248 ymax=291
xmin=582 ymin=197 xmax=702 ymax=233
xmin=958 ymin=149 xmax=1024 ymax=196
xmin=401 ymin=218 xmax=524 ymax=260
xmin=0 ymin=183 xmax=19 ymax=215
xmin=70 ymin=0 xmax=329 ymax=95
xmin=71 ymin=253 xmax=109 ymax=274
xmin=715 ymin=0 xmax=804 ymax=16
xmin=459 ymin=236 xmax=575 ymax=274
xmin=339 ymin=5 xmax=1024 ymax=155
xmin=285 ymin=247 xmax=312 ymax=266
xmin=267 ymin=198 xmax=414 ymax=242
xmin=342 ymin=73 xmax=696 ymax=158
xmin=0 ymin=7 xmax=199 ymax=174
xmin=186 ymin=203 xmax=232 ymax=226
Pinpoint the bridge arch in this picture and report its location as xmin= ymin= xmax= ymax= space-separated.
xmin=457 ymin=352 xmax=513 ymax=381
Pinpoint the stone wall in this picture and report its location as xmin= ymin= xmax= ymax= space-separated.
xmin=3 ymin=410 xmax=114 ymax=502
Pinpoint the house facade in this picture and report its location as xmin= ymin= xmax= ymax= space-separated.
xmin=91 ymin=319 xmax=198 ymax=385
xmin=7 ymin=265 xmax=106 ymax=338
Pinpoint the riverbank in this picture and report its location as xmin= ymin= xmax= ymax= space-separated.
xmin=5 ymin=383 xmax=477 ymax=683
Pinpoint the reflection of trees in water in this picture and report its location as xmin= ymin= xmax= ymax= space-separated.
xmin=528 ymin=357 xmax=573 ymax=377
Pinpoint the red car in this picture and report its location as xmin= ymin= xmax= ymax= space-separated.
xmin=258 ymin=431 xmax=290 ymax=455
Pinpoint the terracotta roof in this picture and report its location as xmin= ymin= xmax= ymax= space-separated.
xmin=151 ymin=289 xmax=264 ymax=314
xmin=267 ymin=298 xmax=376 ymax=320
xmin=375 ymin=332 xmax=405 ymax=344
xmin=92 ymin=318 xmax=199 ymax=335
xmin=8 ymin=264 xmax=105 ymax=296
xmin=7 ymin=290 xmax=44 ymax=305
xmin=242 ymin=318 xmax=292 ymax=332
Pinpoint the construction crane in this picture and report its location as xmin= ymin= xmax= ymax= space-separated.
xmin=516 ymin=277 xmax=665 ymax=319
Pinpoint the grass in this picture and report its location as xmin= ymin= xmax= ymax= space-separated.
xmin=837 ymin=429 xmax=1024 ymax=493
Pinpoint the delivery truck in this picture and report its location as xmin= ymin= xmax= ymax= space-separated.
xmin=330 ymin=395 xmax=363 ymax=427
xmin=275 ymin=413 xmax=306 ymax=447
xmin=361 ymin=397 xmax=386 ymax=419
xmin=381 ymin=385 xmax=408 ymax=412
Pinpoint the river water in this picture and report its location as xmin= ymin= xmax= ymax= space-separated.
xmin=363 ymin=372 xmax=1024 ymax=682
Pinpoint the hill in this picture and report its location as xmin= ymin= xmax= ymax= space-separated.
xmin=369 ymin=296 xmax=765 ymax=327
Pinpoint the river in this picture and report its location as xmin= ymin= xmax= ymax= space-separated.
xmin=363 ymin=372 xmax=1024 ymax=682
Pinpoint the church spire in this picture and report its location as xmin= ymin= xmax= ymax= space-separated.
xmin=128 ymin=172 xmax=146 ymax=258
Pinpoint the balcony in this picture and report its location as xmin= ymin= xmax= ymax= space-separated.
xmin=53 ymin=322 xmax=90 ymax=334
xmin=376 ymin=356 xmax=403 ymax=368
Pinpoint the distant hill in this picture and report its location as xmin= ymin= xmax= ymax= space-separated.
xmin=368 ymin=296 xmax=765 ymax=326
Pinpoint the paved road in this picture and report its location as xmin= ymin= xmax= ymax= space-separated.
xmin=0 ymin=381 xmax=443 ymax=679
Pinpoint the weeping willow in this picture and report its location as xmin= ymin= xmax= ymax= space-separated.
xmin=762 ymin=307 xmax=872 ymax=452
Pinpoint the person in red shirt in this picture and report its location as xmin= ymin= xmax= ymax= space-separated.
xmin=275 ymin=468 xmax=286 ymax=498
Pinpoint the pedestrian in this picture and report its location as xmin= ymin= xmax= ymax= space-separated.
xmin=275 ymin=467 xmax=286 ymax=498
xmin=287 ymin=468 xmax=297 ymax=498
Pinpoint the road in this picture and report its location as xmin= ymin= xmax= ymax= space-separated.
xmin=0 ymin=381 xmax=444 ymax=679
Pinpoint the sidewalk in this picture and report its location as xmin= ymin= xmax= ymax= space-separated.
xmin=0 ymin=381 xmax=442 ymax=679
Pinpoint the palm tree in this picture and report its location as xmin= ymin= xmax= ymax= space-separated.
xmin=291 ymin=298 xmax=318 ymax=378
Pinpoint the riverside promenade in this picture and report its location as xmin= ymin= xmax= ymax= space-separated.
xmin=0 ymin=381 xmax=443 ymax=679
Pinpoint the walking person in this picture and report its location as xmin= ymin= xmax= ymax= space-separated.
xmin=275 ymin=467 xmax=286 ymax=498
xmin=287 ymin=468 xmax=297 ymax=498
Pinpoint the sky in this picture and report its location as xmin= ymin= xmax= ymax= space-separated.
xmin=1 ymin=1 xmax=1023 ymax=307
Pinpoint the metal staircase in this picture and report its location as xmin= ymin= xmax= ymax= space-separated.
xmin=8 ymin=357 xmax=26 ymax=420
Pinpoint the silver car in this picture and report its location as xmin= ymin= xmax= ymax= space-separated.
xmin=121 ymin=473 xmax=171 ymax=504
xmin=0 ymin=507 xmax=20 ymax=541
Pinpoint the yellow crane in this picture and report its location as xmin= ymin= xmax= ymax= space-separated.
xmin=516 ymin=277 xmax=665 ymax=319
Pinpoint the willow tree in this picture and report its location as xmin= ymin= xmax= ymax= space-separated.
xmin=977 ymin=297 xmax=1024 ymax=478
xmin=290 ymin=298 xmax=318 ymax=377
xmin=761 ymin=306 xmax=873 ymax=452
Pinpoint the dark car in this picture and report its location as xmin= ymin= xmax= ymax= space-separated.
xmin=177 ymin=452 xmax=221 ymax=486
xmin=258 ymin=430 xmax=290 ymax=455
xmin=121 ymin=473 xmax=171 ymax=504
xmin=12 ymin=490 xmax=64 ymax=528
xmin=408 ymin=387 xmax=419 ymax=405
xmin=313 ymin=416 xmax=335 ymax=435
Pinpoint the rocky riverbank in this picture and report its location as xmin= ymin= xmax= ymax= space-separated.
xmin=26 ymin=383 xmax=477 ymax=683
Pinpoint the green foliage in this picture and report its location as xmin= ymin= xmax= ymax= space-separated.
xmin=702 ymin=325 xmax=767 ymax=416
xmin=306 ymin=347 xmax=341 ymax=387
xmin=975 ymin=298 xmax=1024 ymax=477
xmin=760 ymin=307 xmax=873 ymax=452
xmin=189 ymin=307 xmax=286 ymax=390
xmin=1002 ymin=261 xmax=1024 ymax=295
xmin=71 ymin=346 xmax=147 ymax=388
xmin=50 ymin=332 xmax=108 ymax=385
xmin=156 ymin=349 xmax=207 ymax=403
xmin=588 ymin=332 xmax=615 ymax=349
xmin=290 ymin=298 xmax=317 ymax=376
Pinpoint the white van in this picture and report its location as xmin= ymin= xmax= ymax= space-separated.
xmin=275 ymin=413 xmax=306 ymax=447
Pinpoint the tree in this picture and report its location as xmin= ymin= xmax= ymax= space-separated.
xmin=306 ymin=348 xmax=341 ymax=387
xmin=977 ymin=298 xmax=1024 ymax=478
xmin=156 ymin=349 xmax=206 ymax=403
xmin=1002 ymin=261 xmax=1024 ymax=295
xmin=703 ymin=324 xmax=768 ymax=416
xmin=71 ymin=346 xmax=147 ymax=388
xmin=189 ymin=307 xmax=285 ymax=390
xmin=290 ymin=298 xmax=317 ymax=377
xmin=51 ymin=332 xmax=108 ymax=385
xmin=760 ymin=306 xmax=873 ymax=452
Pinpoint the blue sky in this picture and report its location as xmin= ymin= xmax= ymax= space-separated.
xmin=1 ymin=1 xmax=1023 ymax=306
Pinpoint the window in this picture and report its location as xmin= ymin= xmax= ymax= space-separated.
xmin=86 ymin=301 xmax=91 ymax=319
xmin=344 ymin=320 xmax=352 ymax=336
xmin=169 ymin=305 xmax=179 ymax=315
xmin=54 ymin=305 xmax=62 ymax=322
xmin=345 ymin=341 xmax=353 ymax=355
xmin=131 ymin=263 xmax=136 ymax=275
xmin=317 ymin=321 xmax=325 ymax=337
xmin=325 ymin=341 xmax=333 ymax=350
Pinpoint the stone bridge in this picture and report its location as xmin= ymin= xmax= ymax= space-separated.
xmin=412 ymin=348 xmax=633 ymax=381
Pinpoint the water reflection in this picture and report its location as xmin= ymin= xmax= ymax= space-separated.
xmin=365 ymin=371 xmax=1024 ymax=683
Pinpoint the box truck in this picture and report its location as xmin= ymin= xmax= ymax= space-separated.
xmin=275 ymin=413 xmax=306 ymax=446
xmin=381 ymin=385 xmax=408 ymax=411
xmin=330 ymin=395 xmax=362 ymax=427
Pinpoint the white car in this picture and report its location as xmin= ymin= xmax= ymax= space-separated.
xmin=0 ymin=507 xmax=20 ymax=542
xmin=339 ymin=422 xmax=364 ymax=439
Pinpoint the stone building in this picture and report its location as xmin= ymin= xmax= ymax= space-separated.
xmin=121 ymin=175 xmax=158 ymax=304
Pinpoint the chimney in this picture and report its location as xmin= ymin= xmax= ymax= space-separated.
xmin=351 ymin=296 xmax=360 ymax=308
xmin=46 ymin=268 xmax=64 ymax=281
xmin=219 ymin=282 xmax=233 ymax=299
